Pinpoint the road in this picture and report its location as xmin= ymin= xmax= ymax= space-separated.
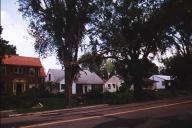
xmin=1 ymin=96 xmax=192 ymax=128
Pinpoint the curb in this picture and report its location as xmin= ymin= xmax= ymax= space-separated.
xmin=7 ymin=104 xmax=109 ymax=117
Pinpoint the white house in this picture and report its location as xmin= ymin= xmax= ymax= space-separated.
xmin=149 ymin=75 xmax=172 ymax=89
xmin=104 ymin=75 xmax=124 ymax=92
xmin=46 ymin=69 xmax=104 ymax=94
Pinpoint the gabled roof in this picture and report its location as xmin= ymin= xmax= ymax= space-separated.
xmin=150 ymin=75 xmax=171 ymax=80
xmin=47 ymin=69 xmax=104 ymax=85
xmin=40 ymin=68 xmax=46 ymax=77
xmin=105 ymin=75 xmax=124 ymax=84
xmin=2 ymin=55 xmax=43 ymax=67
xmin=47 ymin=69 xmax=65 ymax=83
xmin=76 ymin=70 xmax=104 ymax=85
xmin=2 ymin=55 xmax=46 ymax=77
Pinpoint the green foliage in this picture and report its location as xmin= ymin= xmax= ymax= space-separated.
xmin=104 ymin=91 xmax=134 ymax=105
xmin=118 ymin=84 xmax=130 ymax=93
xmin=83 ymin=90 xmax=104 ymax=104
xmin=18 ymin=0 xmax=98 ymax=104
xmin=163 ymin=55 xmax=192 ymax=88
xmin=79 ymin=52 xmax=103 ymax=75
xmin=0 ymin=26 xmax=17 ymax=63
xmin=79 ymin=52 xmax=116 ymax=79
xmin=0 ymin=88 xmax=51 ymax=109
xmin=89 ymin=0 xmax=174 ymax=99
xmin=18 ymin=0 xmax=97 ymax=60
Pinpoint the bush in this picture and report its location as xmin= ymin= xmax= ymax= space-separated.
xmin=0 ymin=88 xmax=52 ymax=109
xmin=104 ymin=91 xmax=134 ymax=104
xmin=83 ymin=90 xmax=104 ymax=104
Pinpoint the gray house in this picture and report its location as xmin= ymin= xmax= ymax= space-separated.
xmin=45 ymin=69 xmax=104 ymax=94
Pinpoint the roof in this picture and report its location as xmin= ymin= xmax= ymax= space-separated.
xmin=2 ymin=55 xmax=46 ymax=77
xmin=2 ymin=55 xmax=43 ymax=67
xmin=150 ymin=75 xmax=171 ymax=80
xmin=76 ymin=70 xmax=104 ymax=85
xmin=105 ymin=75 xmax=124 ymax=84
xmin=47 ymin=69 xmax=104 ymax=85
xmin=40 ymin=68 xmax=46 ymax=77
xmin=47 ymin=69 xmax=65 ymax=83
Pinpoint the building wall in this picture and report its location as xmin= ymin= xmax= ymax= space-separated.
xmin=76 ymin=84 xmax=103 ymax=94
xmin=0 ymin=65 xmax=44 ymax=95
xmin=104 ymin=78 xmax=124 ymax=92
xmin=45 ymin=70 xmax=56 ymax=82
xmin=82 ymin=85 xmax=92 ymax=94
xmin=150 ymin=76 xmax=165 ymax=89
xmin=59 ymin=79 xmax=76 ymax=94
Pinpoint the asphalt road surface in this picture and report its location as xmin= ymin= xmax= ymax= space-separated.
xmin=1 ymin=96 xmax=192 ymax=128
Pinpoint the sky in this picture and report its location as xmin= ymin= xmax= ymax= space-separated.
xmin=1 ymin=0 xmax=62 ymax=72
xmin=1 ymin=0 xmax=171 ymax=73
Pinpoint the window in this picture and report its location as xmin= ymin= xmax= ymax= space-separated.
xmin=36 ymin=69 xmax=39 ymax=76
xmin=29 ymin=68 xmax=35 ymax=76
xmin=162 ymin=81 xmax=165 ymax=86
xmin=108 ymin=84 xmax=111 ymax=89
xmin=0 ymin=81 xmax=6 ymax=93
xmin=61 ymin=84 xmax=65 ymax=89
xmin=15 ymin=67 xmax=23 ymax=74
xmin=48 ymin=74 xmax=51 ymax=81
xmin=112 ymin=84 xmax=116 ymax=88
xmin=0 ymin=66 xmax=6 ymax=75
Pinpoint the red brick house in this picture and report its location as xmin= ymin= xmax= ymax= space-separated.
xmin=0 ymin=55 xmax=46 ymax=95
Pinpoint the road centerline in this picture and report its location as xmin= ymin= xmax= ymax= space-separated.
xmin=21 ymin=100 xmax=192 ymax=128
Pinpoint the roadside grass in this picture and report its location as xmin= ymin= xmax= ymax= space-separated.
xmin=1 ymin=88 xmax=192 ymax=114
xmin=15 ymin=97 xmax=67 ymax=113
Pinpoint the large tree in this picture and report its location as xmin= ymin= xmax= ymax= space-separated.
xmin=79 ymin=52 xmax=116 ymax=79
xmin=163 ymin=55 xmax=192 ymax=89
xmin=152 ymin=0 xmax=192 ymax=56
xmin=90 ymin=0 xmax=171 ymax=99
xmin=155 ymin=0 xmax=192 ymax=89
xmin=18 ymin=0 xmax=96 ymax=104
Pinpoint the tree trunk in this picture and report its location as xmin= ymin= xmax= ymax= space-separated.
xmin=133 ymin=75 xmax=143 ymax=100
xmin=64 ymin=64 xmax=74 ymax=106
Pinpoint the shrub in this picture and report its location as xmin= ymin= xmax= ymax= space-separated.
xmin=104 ymin=91 xmax=134 ymax=104
xmin=0 ymin=88 xmax=52 ymax=109
xmin=83 ymin=90 xmax=104 ymax=104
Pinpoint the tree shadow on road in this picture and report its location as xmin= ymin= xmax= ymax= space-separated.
xmin=158 ymin=115 xmax=192 ymax=128
xmin=93 ymin=116 xmax=149 ymax=128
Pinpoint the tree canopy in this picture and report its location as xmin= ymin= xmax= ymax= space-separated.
xmin=17 ymin=0 xmax=192 ymax=101
xmin=18 ymin=0 xmax=97 ymax=104
xmin=88 ymin=0 xmax=173 ymax=98
xmin=0 ymin=26 xmax=17 ymax=64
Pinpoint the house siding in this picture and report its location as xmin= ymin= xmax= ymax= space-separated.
xmin=104 ymin=76 xmax=124 ymax=93
xmin=149 ymin=76 xmax=169 ymax=89
xmin=0 ymin=65 xmax=44 ymax=95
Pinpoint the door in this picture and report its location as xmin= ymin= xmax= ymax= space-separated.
xmin=16 ymin=83 xmax=23 ymax=95
xmin=84 ymin=86 xmax=87 ymax=94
